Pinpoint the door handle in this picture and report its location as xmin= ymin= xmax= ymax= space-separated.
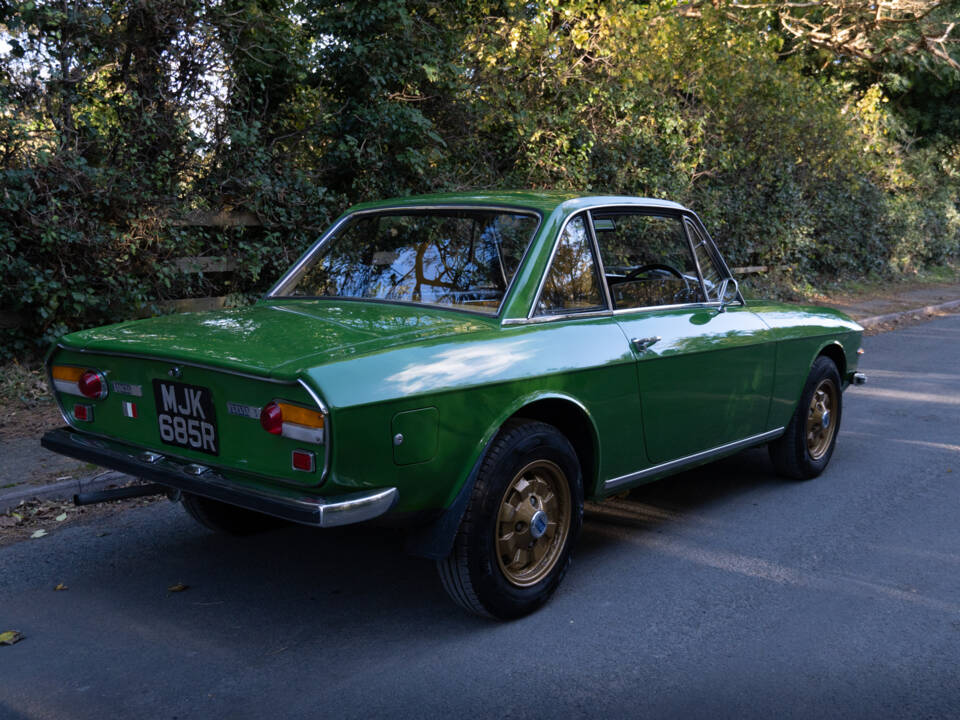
xmin=631 ymin=336 xmax=661 ymax=353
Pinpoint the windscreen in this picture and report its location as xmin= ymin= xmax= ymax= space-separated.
xmin=274 ymin=209 xmax=539 ymax=314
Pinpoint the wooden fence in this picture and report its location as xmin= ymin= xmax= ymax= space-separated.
xmin=0 ymin=209 xmax=786 ymax=329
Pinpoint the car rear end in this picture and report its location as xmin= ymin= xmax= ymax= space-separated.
xmin=42 ymin=344 xmax=397 ymax=527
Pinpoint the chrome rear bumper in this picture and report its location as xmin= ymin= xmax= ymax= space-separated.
xmin=40 ymin=427 xmax=397 ymax=528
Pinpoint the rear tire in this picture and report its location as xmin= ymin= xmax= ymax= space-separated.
xmin=769 ymin=356 xmax=843 ymax=480
xmin=181 ymin=493 xmax=283 ymax=535
xmin=437 ymin=420 xmax=583 ymax=619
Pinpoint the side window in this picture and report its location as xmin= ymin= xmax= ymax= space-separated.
xmin=536 ymin=214 xmax=606 ymax=315
xmin=592 ymin=212 xmax=705 ymax=310
xmin=685 ymin=218 xmax=724 ymax=301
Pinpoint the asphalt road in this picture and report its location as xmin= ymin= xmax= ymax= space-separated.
xmin=2 ymin=315 xmax=959 ymax=719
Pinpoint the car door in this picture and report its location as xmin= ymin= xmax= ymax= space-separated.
xmin=526 ymin=211 xmax=649 ymax=483
xmin=589 ymin=208 xmax=775 ymax=466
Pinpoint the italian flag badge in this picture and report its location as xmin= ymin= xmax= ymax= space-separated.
xmin=122 ymin=401 xmax=138 ymax=419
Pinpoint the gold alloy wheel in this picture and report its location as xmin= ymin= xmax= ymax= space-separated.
xmin=495 ymin=459 xmax=572 ymax=588
xmin=806 ymin=377 xmax=839 ymax=460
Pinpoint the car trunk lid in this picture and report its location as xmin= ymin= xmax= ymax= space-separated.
xmin=60 ymin=300 xmax=494 ymax=380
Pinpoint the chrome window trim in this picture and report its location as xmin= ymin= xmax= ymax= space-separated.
xmin=526 ymin=201 xmax=731 ymax=323
xmin=503 ymin=309 xmax=614 ymax=326
xmin=266 ymin=204 xmax=543 ymax=319
xmin=683 ymin=212 xmax=745 ymax=306
xmin=611 ymin=300 xmax=723 ymax=316
xmin=680 ymin=216 xmax=710 ymax=300
xmin=603 ymin=427 xmax=785 ymax=492
xmin=527 ymin=211 xmax=610 ymax=319
xmin=589 ymin=206 xmax=710 ymax=312
xmin=585 ymin=209 xmax=615 ymax=311
xmin=502 ymin=300 xmax=727 ymax=326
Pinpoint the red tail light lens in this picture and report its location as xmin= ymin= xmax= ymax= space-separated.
xmin=78 ymin=371 xmax=107 ymax=400
xmin=260 ymin=402 xmax=283 ymax=434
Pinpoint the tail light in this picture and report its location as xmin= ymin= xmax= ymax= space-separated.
xmin=52 ymin=366 xmax=108 ymax=400
xmin=260 ymin=402 xmax=284 ymax=435
xmin=261 ymin=401 xmax=325 ymax=444
xmin=78 ymin=370 xmax=108 ymax=400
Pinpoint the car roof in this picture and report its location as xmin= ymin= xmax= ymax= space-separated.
xmin=347 ymin=191 xmax=689 ymax=216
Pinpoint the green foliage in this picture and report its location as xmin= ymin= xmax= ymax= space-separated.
xmin=0 ymin=0 xmax=958 ymax=360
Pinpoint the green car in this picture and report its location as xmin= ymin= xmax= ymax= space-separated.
xmin=42 ymin=192 xmax=866 ymax=618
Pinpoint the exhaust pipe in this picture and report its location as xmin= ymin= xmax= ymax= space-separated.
xmin=74 ymin=483 xmax=171 ymax=506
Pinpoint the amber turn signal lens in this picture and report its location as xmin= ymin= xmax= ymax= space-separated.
xmin=275 ymin=402 xmax=324 ymax=428
xmin=260 ymin=402 xmax=283 ymax=434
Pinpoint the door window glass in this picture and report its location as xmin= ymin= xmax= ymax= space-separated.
xmin=592 ymin=212 xmax=705 ymax=309
xmin=536 ymin=214 xmax=606 ymax=315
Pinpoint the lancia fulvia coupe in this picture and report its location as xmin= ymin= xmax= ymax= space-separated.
xmin=42 ymin=192 xmax=866 ymax=618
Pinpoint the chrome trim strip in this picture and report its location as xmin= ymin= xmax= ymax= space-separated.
xmin=603 ymin=428 xmax=785 ymax=492
xmin=266 ymin=212 xmax=353 ymax=297
xmin=297 ymin=378 xmax=332 ymax=485
xmin=56 ymin=344 xmax=296 ymax=385
xmin=502 ymin=309 xmax=613 ymax=326
xmin=46 ymin=354 xmax=73 ymax=427
xmin=612 ymin=301 xmax=723 ymax=316
xmin=281 ymin=422 xmax=324 ymax=445
xmin=53 ymin=378 xmax=83 ymax=396
xmin=266 ymin=204 xmax=543 ymax=319
xmin=502 ymin=300 xmax=727 ymax=326
xmin=296 ymin=377 xmax=329 ymax=415
xmin=320 ymin=487 xmax=399 ymax=528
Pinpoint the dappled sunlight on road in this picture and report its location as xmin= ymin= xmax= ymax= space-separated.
xmin=864 ymin=369 xmax=960 ymax=383
xmin=585 ymin=500 xmax=960 ymax=616
xmin=852 ymin=386 xmax=960 ymax=406
xmin=843 ymin=430 xmax=960 ymax=454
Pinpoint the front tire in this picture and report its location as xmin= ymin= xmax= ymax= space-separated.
xmin=769 ymin=356 xmax=843 ymax=480
xmin=437 ymin=420 xmax=584 ymax=619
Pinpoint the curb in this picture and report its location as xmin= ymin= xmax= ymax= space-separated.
xmin=0 ymin=471 xmax=135 ymax=514
xmin=856 ymin=298 xmax=960 ymax=329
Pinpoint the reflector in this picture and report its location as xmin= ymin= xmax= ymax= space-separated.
xmin=292 ymin=449 xmax=315 ymax=472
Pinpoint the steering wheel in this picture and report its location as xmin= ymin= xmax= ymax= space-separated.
xmin=626 ymin=262 xmax=688 ymax=283
xmin=623 ymin=263 xmax=692 ymax=302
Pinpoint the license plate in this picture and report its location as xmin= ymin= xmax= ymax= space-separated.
xmin=153 ymin=380 xmax=219 ymax=456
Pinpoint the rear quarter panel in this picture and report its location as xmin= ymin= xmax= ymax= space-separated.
xmin=311 ymin=317 xmax=640 ymax=512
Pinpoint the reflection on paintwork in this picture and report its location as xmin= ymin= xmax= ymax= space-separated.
xmin=67 ymin=302 xmax=494 ymax=378
xmin=199 ymin=316 xmax=260 ymax=335
xmin=386 ymin=340 xmax=535 ymax=394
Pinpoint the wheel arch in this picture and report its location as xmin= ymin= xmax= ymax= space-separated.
xmin=506 ymin=394 xmax=601 ymax=498
xmin=815 ymin=341 xmax=847 ymax=380
xmin=404 ymin=391 xmax=601 ymax=560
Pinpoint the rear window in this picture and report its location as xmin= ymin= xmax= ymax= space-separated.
xmin=274 ymin=209 xmax=540 ymax=314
